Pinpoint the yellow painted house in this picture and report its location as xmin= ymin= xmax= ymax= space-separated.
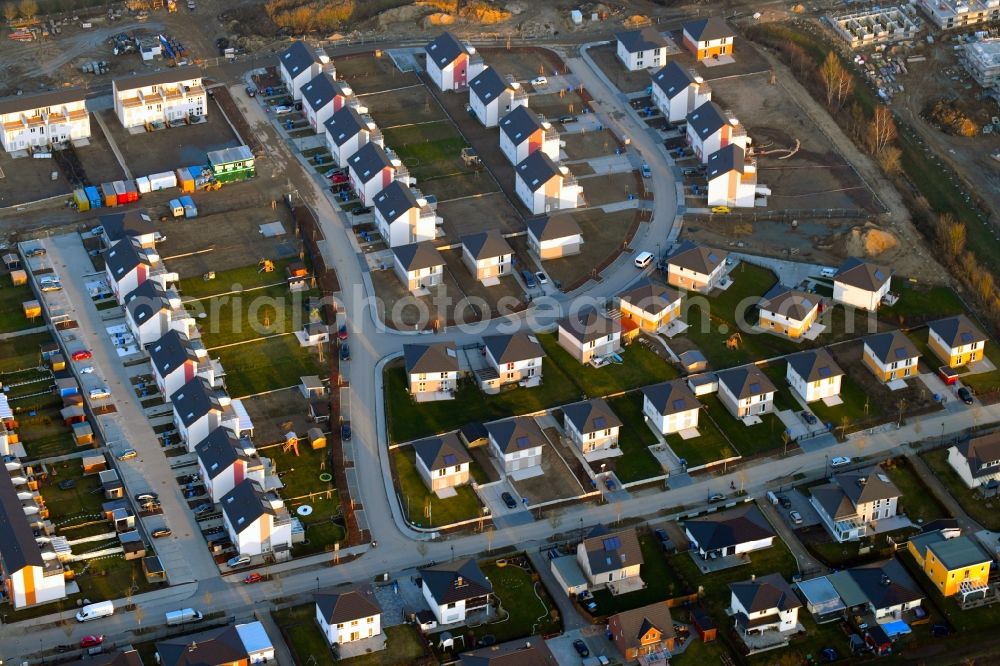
xmin=862 ymin=330 xmax=920 ymax=384
xmin=908 ymin=530 xmax=991 ymax=601
xmin=757 ymin=287 xmax=820 ymax=339
xmin=618 ymin=279 xmax=683 ymax=333
xmin=928 ymin=314 xmax=986 ymax=368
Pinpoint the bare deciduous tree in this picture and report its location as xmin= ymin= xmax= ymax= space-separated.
xmin=2 ymin=3 xmax=17 ymax=21
xmin=866 ymin=105 xmax=897 ymax=155
xmin=18 ymin=0 xmax=36 ymax=19
xmin=820 ymin=52 xmax=854 ymax=109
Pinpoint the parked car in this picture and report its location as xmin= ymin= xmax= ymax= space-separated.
xmin=931 ymin=623 xmax=951 ymax=637
xmin=654 ymin=528 xmax=669 ymax=542
xmin=135 ymin=492 xmax=158 ymax=503
xmin=521 ymin=270 xmax=537 ymax=288
xmin=821 ymin=647 xmax=839 ymax=662
xmin=58 ymin=479 xmax=76 ymax=490
xmin=501 ymin=492 xmax=517 ymax=509
xmin=777 ymin=494 xmax=792 ymax=509
xmin=558 ymin=114 xmax=576 ymax=123
xmin=193 ymin=503 xmax=213 ymax=516
xmin=958 ymin=387 xmax=974 ymax=405
xmin=151 ymin=528 xmax=172 ymax=538
xmin=79 ymin=635 xmax=103 ymax=648
xmin=116 ymin=448 xmax=137 ymax=461
xmin=227 ymin=554 xmax=251 ymax=568
xmin=89 ymin=388 xmax=111 ymax=400
xmin=245 ymin=86 xmax=256 ymax=97
xmin=535 ymin=271 xmax=549 ymax=285
xmin=789 ymin=510 xmax=803 ymax=525
xmin=243 ymin=572 xmax=263 ymax=584
xmin=708 ymin=492 xmax=725 ymax=502
xmin=79 ymin=366 xmax=95 ymax=374
xmin=339 ymin=343 xmax=350 ymax=361
xmin=801 ymin=411 xmax=818 ymax=425
xmin=572 ymin=639 xmax=590 ymax=658
xmin=40 ymin=283 xmax=62 ymax=292
xmin=25 ymin=247 xmax=46 ymax=257
xmin=531 ymin=76 xmax=547 ymax=87
xmin=640 ymin=163 xmax=651 ymax=178
xmin=830 ymin=456 xmax=852 ymax=468
xmin=337 ymin=325 xmax=348 ymax=340
xmin=605 ymin=478 xmax=616 ymax=491
xmin=341 ymin=422 xmax=352 ymax=441
xmin=72 ymin=350 xmax=93 ymax=361
xmin=711 ymin=205 xmax=730 ymax=214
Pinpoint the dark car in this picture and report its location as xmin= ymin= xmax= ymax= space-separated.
xmin=58 ymin=479 xmax=76 ymax=490
xmin=558 ymin=114 xmax=576 ymax=123
xmin=351 ymin=206 xmax=371 ymax=216
xmin=958 ymin=387 xmax=974 ymax=405
xmin=25 ymin=247 xmax=46 ymax=257
xmin=777 ymin=494 xmax=792 ymax=509
xmin=341 ymin=422 xmax=352 ymax=441
xmin=605 ymin=478 xmax=616 ymax=491
xmin=521 ymin=269 xmax=537 ymax=288
xmin=340 ymin=343 xmax=350 ymax=361
xmin=654 ymin=528 xmax=669 ymax=542
xmin=572 ymin=639 xmax=590 ymax=658
xmin=337 ymin=325 xmax=348 ymax=341
xmin=245 ymin=86 xmax=256 ymax=98
xmin=801 ymin=411 xmax=818 ymax=425
xmin=501 ymin=492 xmax=517 ymax=509
xmin=821 ymin=647 xmax=839 ymax=662
xmin=932 ymin=623 xmax=951 ymax=637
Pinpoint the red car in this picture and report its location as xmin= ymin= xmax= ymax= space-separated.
xmin=71 ymin=350 xmax=92 ymax=361
xmin=243 ymin=572 xmax=263 ymax=584
xmin=80 ymin=635 xmax=104 ymax=648
xmin=331 ymin=173 xmax=348 ymax=184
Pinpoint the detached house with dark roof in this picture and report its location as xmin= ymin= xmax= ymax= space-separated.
xmin=170 ymin=376 xmax=238 ymax=451
xmin=682 ymin=17 xmax=735 ymax=60
xmin=651 ymin=61 xmax=712 ymax=123
xmin=301 ymin=72 xmax=353 ymax=133
xmin=615 ymin=27 xmax=671 ymax=71
xmin=684 ymin=504 xmax=776 ymax=559
xmin=757 ymin=285 xmax=820 ymax=340
xmin=862 ymin=330 xmax=919 ymax=383
xmin=419 ymin=558 xmax=493 ymax=625
xmin=642 ymin=379 xmax=701 ymax=436
xmin=557 ymin=307 xmax=622 ymax=364
xmin=460 ymin=637 xmax=559 ymax=666
xmin=324 ymin=104 xmax=383 ymax=167
xmin=607 ymin=602 xmax=676 ymax=663
xmin=706 ymin=143 xmax=758 ymax=208
xmin=404 ymin=342 xmax=459 ymax=402
xmin=315 ymin=584 xmax=383 ymax=649
xmin=618 ymin=278 xmax=683 ymax=333
xmin=499 ymin=106 xmax=560 ymax=166
xmin=562 ymin=398 xmax=623 ymax=460
xmin=686 ymin=100 xmax=748 ymax=163
xmin=481 ymin=332 xmax=544 ymax=392
xmin=786 ymin=348 xmax=844 ymax=403
xmin=515 ymin=150 xmax=581 ymax=215
xmin=393 ymin=240 xmax=444 ymax=292
xmin=347 ymin=142 xmax=408 ymax=207
xmin=666 ymin=241 xmax=728 ymax=293
xmin=947 ymin=431 xmax=1000 ymax=489
xmin=0 ymin=87 xmax=90 ymax=153
xmin=826 ymin=559 xmax=923 ymax=619
xmin=833 ymin=258 xmax=892 ymax=311
xmin=908 ymin=529 xmax=992 ymax=601
xmin=374 ymin=181 xmax=437 ymax=247
xmin=425 ymin=31 xmax=484 ymax=92
xmin=0 ymin=471 xmax=66 ymax=608
xmin=104 ymin=236 xmax=175 ymax=300
xmin=461 ymin=230 xmax=513 ymax=284
xmin=221 ymin=479 xmax=292 ymax=557
xmin=728 ymin=573 xmax=802 ymax=641
xmin=717 ymin=365 xmax=777 ymax=419
xmin=279 ymin=40 xmax=324 ymax=100
xmin=469 ymin=66 xmax=527 ymax=127
xmin=485 ymin=416 xmax=546 ymax=474
xmin=526 ymin=213 xmax=583 ymax=260
xmin=928 ymin=314 xmax=986 ymax=368
xmin=150 ymin=330 xmax=216 ymax=400
xmin=196 ymin=426 xmax=264 ymax=503
xmin=122 ymin=279 xmax=195 ymax=346
xmin=156 ymin=621 xmax=275 ymax=666
xmin=413 ymin=433 xmax=472 ymax=494
xmin=99 ymin=209 xmax=158 ymax=249
xmin=810 ymin=465 xmax=902 ymax=542
xmin=576 ymin=526 xmax=644 ymax=589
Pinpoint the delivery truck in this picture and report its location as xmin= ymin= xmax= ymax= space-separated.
xmin=165 ymin=607 xmax=203 ymax=626
xmin=76 ymin=600 xmax=115 ymax=622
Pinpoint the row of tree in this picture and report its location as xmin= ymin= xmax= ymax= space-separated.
xmin=2 ymin=0 xmax=38 ymax=21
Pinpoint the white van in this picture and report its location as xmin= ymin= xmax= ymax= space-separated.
xmin=76 ymin=600 xmax=115 ymax=622
xmin=634 ymin=251 xmax=654 ymax=269
xmin=820 ymin=267 xmax=837 ymax=278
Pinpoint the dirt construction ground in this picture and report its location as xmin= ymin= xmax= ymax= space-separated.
xmin=437 ymin=192 xmax=522 ymax=239
xmin=358 ymin=85 xmax=447 ymax=128
xmin=332 ymin=51 xmax=421 ymax=95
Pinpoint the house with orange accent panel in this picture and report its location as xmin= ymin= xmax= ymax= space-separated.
xmin=757 ymin=286 xmax=820 ymax=339
xmin=0 ymin=470 xmax=66 ymax=609
xmin=221 ymin=479 xmax=292 ymax=558
xmin=686 ymin=101 xmax=749 ymax=163
xmin=618 ymin=279 xmax=683 ymax=333
xmin=928 ymin=315 xmax=986 ymax=368
xmin=862 ymin=331 xmax=920 ymax=383
xmin=499 ymin=106 xmax=560 ymax=166
xmin=608 ymin=602 xmax=677 ymax=662
xmin=425 ymin=32 xmax=484 ymax=92
xmin=682 ymin=17 xmax=735 ymax=60
xmin=706 ymin=144 xmax=758 ymax=208
xmin=347 ymin=142 xmax=409 ymax=207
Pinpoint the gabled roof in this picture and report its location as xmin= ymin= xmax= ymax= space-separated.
xmin=684 ymin=504 xmax=775 ymax=551
xmin=526 ymin=214 xmax=581 ymax=242
xmin=419 ymin=558 xmax=492 ymax=604
xmin=113 ymin=66 xmax=202 ymax=92
xmin=730 ymin=573 xmax=801 ymax=613
xmin=196 ymin=427 xmax=257 ymax=480
xmin=652 ymin=61 xmax=696 ymax=99
xmin=619 ymin=278 xmax=682 ymax=316
xmin=706 ymin=144 xmax=746 ymax=180
xmin=156 ymin=624 xmax=248 ymax=666
xmin=460 ymin=636 xmax=559 ymax=666
xmin=104 ymin=237 xmax=149 ymax=281
xmin=0 ymin=87 xmax=86 ymax=115
xmin=516 ymin=150 xmax=562 ymax=192
xmin=787 ymin=348 xmax=844 ymax=384
xmin=929 ymin=314 xmax=986 ymax=349
xmin=956 ymin=432 xmax=1000 ymax=476
xmin=324 ymin=105 xmax=367 ymax=147
xmin=348 ymin=141 xmax=392 ymax=182
xmin=759 ymin=285 xmax=818 ymax=323
xmin=64 ymin=650 xmax=143 ymax=666
xmin=470 ymin=66 xmax=511 ymax=104
xmin=280 ymin=40 xmax=318 ymax=78
xmin=100 ymin=209 xmax=156 ymax=244
xmin=315 ymin=584 xmax=381 ymax=624
xmin=562 ymin=398 xmax=622 ymax=435
xmin=170 ymin=377 xmax=219 ymax=427
xmin=462 ymin=230 xmax=513 ymax=261
xmin=150 ymin=330 xmax=204 ymax=378
xmin=580 ymin=525 xmax=643 ymax=575
xmin=667 ymin=241 xmax=727 ymax=275
xmin=684 ymin=17 xmax=734 ymax=42
xmin=374 ymin=180 xmax=419 ymax=222
xmin=643 ymin=379 xmax=700 ymax=416
xmin=302 ymin=72 xmax=351 ymax=112
xmin=393 ymin=240 xmax=443 ymax=272
xmin=482 ymin=332 xmax=544 ymax=365
xmin=834 ymin=257 xmax=891 ymax=292
xmin=864 ymin=330 xmax=919 ymax=365
xmin=485 ymin=416 xmax=547 ymax=455
xmin=835 ymin=465 xmax=901 ymax=506
xmin=124 ymin=279 xmax=169 ymax=326
xmin=558 ymin=307 xmax=621 ymax=345
xmin=404 ymin=342 xmax=458 ymax=375
xmin=221 ymin=480 xmax=279 ymax=533
xmin=686 ymin=101 xmax=729 ymax=139
xmin=610 ymin=602 xmax=676 ymax=650
xmin=828 ymin=559 xmax=922 ymax=611
xmin=413 ymin=432 xmax=471 ymax=472
xmin=811 ymin=484 xmax=861 ymax=522
xmin=616 ymin=27 xmax=670 ymax=53
xmin=717 ymin=365 xmax=776 ymax=400
xmin=0 ymin=470 xmax=44 ymax=573
xmin=425 ymin=31 xmax=468 ymax=68
xmin=500 ymin=105 xmax=543 ymax=143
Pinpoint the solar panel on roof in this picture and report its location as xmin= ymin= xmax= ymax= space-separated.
xmin=749 ymin=382 xmax=761 ymax=393
xmin=603 ymin=536 xmax=621 ymax=551
xmin=672 ymin=399 xmax=688 ymax=412
xmin=515 ymin=436 xmax=530 ymax=449
xmin=443 ymin=453 xmax=457 ymax=465
xmin=874 ymin=270 xmax=884 ymax=280
xmin=894 ymin=348 xmax=908 ymax=359
xmin=593 ymin=416 xmax=607 ymax=429
xmin=818 ymin=366 xmax=831 ymax=378
xmin=961 ymin=332 xmax=974 ymax=343
xmin=708 ymin=253 xmax=718 ymax=263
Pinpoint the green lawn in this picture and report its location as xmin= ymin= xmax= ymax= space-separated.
xmin=384 ymin=361 xmax=580 ymax=444
xmin=0 ymin=331 xmax=51 ymax=373
xmin=922 ymin=448 xmax=1000 ymax=530
xmin=195 ymin=283 xmax=319 ymax=348
xmin=884 ymin=457 xmax=951 ymax=525
xmin=392 ymin=448 xmax=483 ymax=527
xmin=178 ymin=259 xmax=296 ymax=300
xmin=272 ymin=603 xmax=332 ymax=663
xmin=477 ymin=561 xmax=561 ymax=642
xmin=664 ymin=413 xmax=734 ymax=469
xmin=340 ymin=625 xmax=428 ymax=665
xmin=808 ymin=373 xmax=883 ymax=435
xmin=265 ymin=443 xmax=345 ymax=555
xmin=42 ymin=462 xmax=105 ymax=521
xmin=881 ymin=283 xmax=966 ymax=327
xmin=537 ymin=332 xmax=679 ymax=397
xmin=760 ymin=360 xmax=796 ymax=411
xmin=0 ymin=281 xmax=39 ymax=334
xmin=381 ymin=121 xmax=469 ymax=182
xmin=592 ymin=535 xmax=692 ymax=615
xmin=19 ymin=403 xmax=78 ymax=460
xmin=700 ymin=394 xmax=785 ymax=458
xmin=961 ymin=342 xmax=1000 ymax=394
xmin=606 ymin=393 xmax=663 ymax=483
xmin=214 ymin=335 xmax=323 ymax=398
xmin=670 ymin=631 xmax=731 ymax=666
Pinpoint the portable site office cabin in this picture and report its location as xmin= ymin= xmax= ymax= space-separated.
xmin=206 ymin=145 xmax=255 ymax=184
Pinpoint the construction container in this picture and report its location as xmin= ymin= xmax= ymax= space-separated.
xmin=176 ymin=168 xmax=194 ymax=193
xmin=148 ymin=171 xmax=178 ymax=191
xmin=136 ymin=176 xmax=151 ymax=194
xmin=10 ymin=269 xmax=27 ymax=286
xmin=101 ymin=182 xmax=118 ymax=207
xmin=113 ymin=180 xmax=127 ymax=202
xmin=50 ymin=353 xmax=66 ymax=372
xmin=179 ymin=195 xmax=197 ymax=218
xmin=124 ymin=180 xmax=139 ymax=203
xmin=85 ymin=186 xmax=102 ymax=209
xmin=168 ymin=199 xmax=184 ymax=218
xmin=74 ymin=189 xmax=90 ymax=212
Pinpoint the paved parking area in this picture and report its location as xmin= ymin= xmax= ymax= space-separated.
xmin=547 ymin=628 xmax=618 ymax=664
xmin=774 ymin=488 xmax=822 ymax=529
xmin=478 ymin=481 xmax=534 ymax=529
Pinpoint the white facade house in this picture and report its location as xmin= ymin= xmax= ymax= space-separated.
xmin=499 ymin=106 xmax=560 ymax=166
xmin=642 ymin=380 xmax=700 ymax=436
xmin=666 ymin=241 xmax=728 ymax=293
xmin=526 ymin=214 xmax=583 ymax=261
xmin=684 ymin=504 xmax=776 ymax=559
xmin=104 ymin=237 xmax=176 ymax=300
xmin=314 ymin=585 xmax=382 ymax=648
xmin=373 ymin=181 xmax=437 ymax=247
xmin=832 ymin=258 xmax=892 ymax=311
xmin=515 ymin=151 xmax=581 ymax=215
xmin=413 ymin=433 xmax=471 ymax=494
xmin=682 ymin=17 xmax=735 ymax=60
xmin=786 ymin=348 xmax=844 ymax=403
xmin=469 ymin=66 xmax=527 ymax=127
xmin=302 ymin=72 xmax=353 ymax=133
xmin=481 ymin=332 xmax=544 ymax=392
xmin=196 ymin=426 xmax=264 ymax=504
xmin=947 ymin=432 xmax=1000 ymax=489
xmin=686 ymin=100 xmax=748 ymax=163
xmin=419 ymin=559 xmax=492 ymax=625
xmin=557 ymin=308 xmax=622 ymax=365
xmin=810 ymin=465 xmax=901 ymax=543
xmin=862 ymin=330 xmax=920 ymax=384
xmin=717 ymin=365 xmax=776 ymax=419
xmin=485 ymin=416 xmax=546 ymax=474
xmin=392 ymin=241 xmax=444 ymax=292
xmin=347 ymin=142 xmax=405 ymax=207
xmin=651 ymin=62 xmax=712 ymax=124
xmin=563 ymin=398 xmax=623 ymax=461
xmin=706 ymin=144 xmax=757 ymax=208
xmin=576 ymin=527 xmax=644 ymax=588
xmin=0 ymin=473 xmax=66 ymax=609
xmin=424 ymin=31 xmax=484 ymax=92
xmin=112 ymin=67 xmax=206 ymax=129
xmin=170 ymin=376 xmax=239 ymax=451
xmin=122 ymin=280 xmax=196 ymax=347
xmin=221 ymin=480 xmax=292 ymax=557
xmin=324 ymin=104 xmax=383 ymax=167
xmin=615 ymin=27 xmax=671 ymax=70
xmin=826 ymin=560 xmax=923 ymax=619
xmin=461 ymin=230 xmax=513 ymax=284
xmin=149 ymin=330 xmax=216 ymax=402
xmin=403 ymin=342 xmax=459 ymax=402
xmin=279 ymin=40 xmax=324 ymax=101
xmin=0 ymin=88 xmax=90 ymax=153
xmin=729 ymin=574 xmax=802 ymax=639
